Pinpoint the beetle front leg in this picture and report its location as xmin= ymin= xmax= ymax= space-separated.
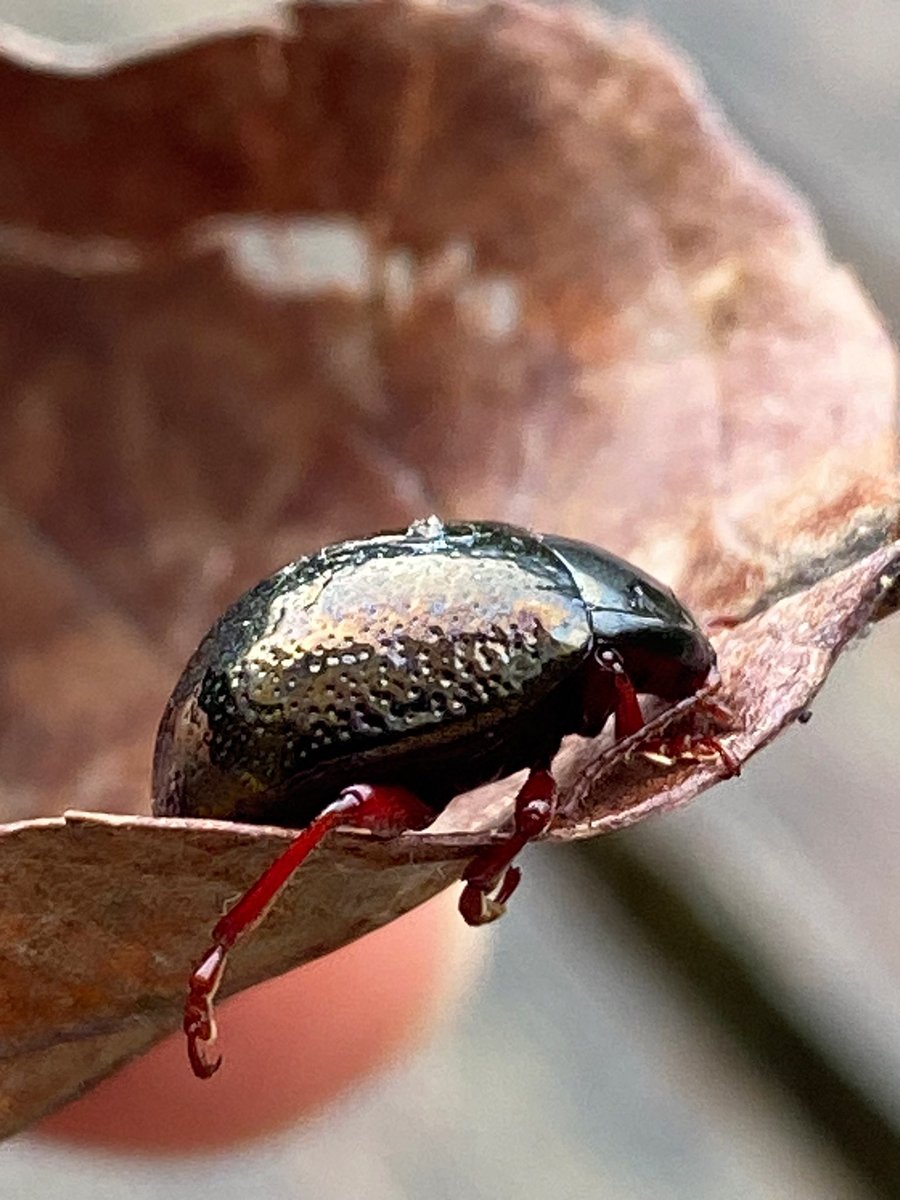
xmin=459 ymin=766 xmax=557 ymax=926
xmin=594 ymin=647 xmax=738 ymax=775
xmin=185 ymin=784 xmax=433 ymax=1079
xmin=635 ymin=685 xmax=740 ymax=776
xmin=592 ymin=645 xmax=646 ymax=738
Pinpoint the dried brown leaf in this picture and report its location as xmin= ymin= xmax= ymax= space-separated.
xmin=0 ymin=0 xmax=896 ymax=1136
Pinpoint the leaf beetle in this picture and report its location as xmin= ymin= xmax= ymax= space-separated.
xmin=152 ymin=517 xmax=727 ymax=1077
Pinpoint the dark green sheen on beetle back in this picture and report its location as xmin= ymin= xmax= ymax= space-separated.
xmin=153 ymin=521 xmax=595 ymax=825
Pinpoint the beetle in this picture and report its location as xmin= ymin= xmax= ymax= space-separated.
xmin=152 ymin=517 xmax=726 ymax=1078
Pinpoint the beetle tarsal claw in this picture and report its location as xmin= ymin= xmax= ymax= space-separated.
xmin=458 ymin=886 xmax=507 ymax=926
xmin=186 ymin=1016 xmax=223 ymax=1080
xmin=184 ymin=995 xmax=223 ymax=1079
xmin=458 ymin=865 xmax=521 ymax=926
xmin=184 ymin=943 xmax=228 ymax=1078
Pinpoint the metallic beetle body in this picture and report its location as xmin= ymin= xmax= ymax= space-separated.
xmin=152 ymin=519 xmax=713 ymax=827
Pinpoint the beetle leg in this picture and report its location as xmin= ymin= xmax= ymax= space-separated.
xmin=640 ymin=732 xmax=740 ymax=777
xmin=184 ymin=784 xmax=433 ymax=1079
xmin=594 ymin=645 xmax=646 ymax=738
xmin=695 ymin=695 xmax=736 ymax=728
xmin=458 ymin=767 xmax=556 ymax=926
xmin=705 ymin=613 xmax=746 ymax=632
xmin=635 ymin=692 xmax=740 ymax=778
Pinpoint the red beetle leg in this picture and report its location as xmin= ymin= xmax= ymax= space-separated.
xmin=704 ymin=614 xmax=744 ymax=632
xmin=696 ymin=695 xmax=737 ymax=727
xmin=639 ymin=732 xmax=740 ymax=777
xmin=632 ymin=675 xmax=740 ymax=778
xmin=612 ymin=670 xmax=645 ymax=739
xmin=459 ymin=767 xmax=556 ymax=926
xmin=184 ymin=784 xmax=434 ymax=1079
xmin=591 ymin=646 xmax=646 ymax=739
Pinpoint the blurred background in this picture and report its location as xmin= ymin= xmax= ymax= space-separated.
xmin=0 ymin=1 xmax=899 ymax=1197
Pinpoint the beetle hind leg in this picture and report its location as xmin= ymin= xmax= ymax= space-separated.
xmin=459 ymin=766 xmax=557 ymax=926
xmin=184 ymin=784 xmax=434 ymax=1078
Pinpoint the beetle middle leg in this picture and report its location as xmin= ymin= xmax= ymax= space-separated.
xmin=184 ymin=783 xmax=434 ymax=1079
xmin=458 ymin=764 xmax=557 ymax=926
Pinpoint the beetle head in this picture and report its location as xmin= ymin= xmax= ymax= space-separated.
xmin=542 ymin=533 xmax=715 ymax=702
